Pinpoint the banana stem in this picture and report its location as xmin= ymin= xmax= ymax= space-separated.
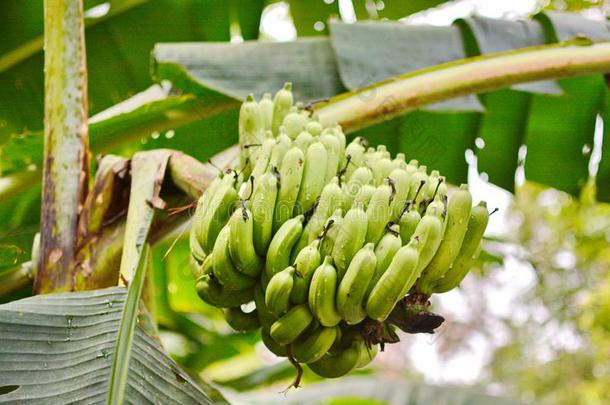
xmin=314 ymin=39 xmax=610 ymax=132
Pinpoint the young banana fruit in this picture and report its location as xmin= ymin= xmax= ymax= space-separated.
xmin=336 ymin=243 xmax=377 ymax=324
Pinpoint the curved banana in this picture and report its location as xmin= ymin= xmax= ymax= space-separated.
xmin=412 ymin=205 xmax=444 ymax=275
xmin=319 ymin=209 xmax=343 ymax=258
xmin=196 ymin=175 xmax=238 ymax=254
xmin=366 ymin=224 xmax=401 ymax=298
xmin=294 ymin=130 xmax=314 ymax=153
xmin=307 ymin=338 xmax=362 ymax=378
xmin=292 ymin=326 xmax=338 ymax=364
xmin=211 ymin=226 xmax=256 ymax=290
xmin=265 ymin=215 xmax=304 ymax=282
xmin=365 ymin=243 xmax=419 ymax=321
xmin=268 ymin=133 xmax=292 ymax=170
xmin=343 ymin=166 xmax=373 ymax=206
xmin=239 ymin=94 xmax=263 ymax=173
xmin=265 ymin=266 xmax=295 ymax=317
xmin=308 ymin=256 xmax=342 ymax=327
xmin=228 ymin=204 xmax=264 ymax=277
xmin=344 ymin=137 xmax=367 ymax=179
xmin=336 ymin=243 xmax=377 ymax=324
xmin=223 ymin=307 xmax=260 ymax=332
xmin=282 ymin=106 xmax=309 ymax=139
xmin=331 ymin=204 xmax=368 ymax=279
xmin=294 ymin=177 xmax=345 ymax=254
xmin=272 ymin=82 xmax=293 ymax=136
xmin=320 ymin=133 xmax=341 ymax=184
xmin=356 ymin=341 xmax=378 ymax=368
xmin=372 ymin=158 xmax=394 ymax=186
xmin=269 ymin=304 xmax=313 ymax=345
xmin=433 ymin=201 xmax=489 ymax=293
xmin=417 ymin=184 xmax=472 ymax=294
xmin=191 ymin=253 xmax=212 ymax=280
xmin=248 ymin=138 xmax=275 ymax=188
xmin=273 ymin=147 xmax=305 ymax=231
xmin=250 ymin=171 xmax=278 ymax=257
xmin=365 ymin=181 xmax=394 ymax=245
xmin=259 ymin=92 xmax=273 ymax=131
xmin=295 ymin=142 xmax=328 ymax=216
xmin=388 ymin=168 xmax=411 ymax=222
xmin=306 ymin=119 xmax=323 ymax=136
xmin=290 ymin=239 xmax=322 ymax=304
xmin=261 ymin=327 xmax=288 ymax=357
xmin=195 ymin=274 xmax=254 ymax=308
xmin=189 ymin=223 xmax=207 ymax=264
xmin=254 ymin=282 xmax=277 ymax=329
xmin=352 ymin=184 xmax=375 ymax=211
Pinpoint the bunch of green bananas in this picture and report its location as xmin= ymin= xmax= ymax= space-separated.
xmin=190 ymin=83 xmax=490 ymax=380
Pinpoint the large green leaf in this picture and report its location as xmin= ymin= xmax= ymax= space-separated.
xmin=0 ymin=287 xmax=220 ymax=404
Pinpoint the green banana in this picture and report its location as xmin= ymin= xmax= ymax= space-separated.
xmin=211 ymin=225 xmax=256 ymax=290
xmin=351 ymin=184 xmax=375 ymax=210
xmin=249 ymin=137 xmax=275 ymax=187
xmin=196 ymin=175 xmax=238 ymax=254
xmin=293 ymin=326 xmax=338 ymax=364
xmin=433 ymin=201 xmax=489 ymax=293
xmin=195 ymin=274 xmax=254 ymax=308
xmin=306 ymin=119 xmax=323 ymax=136
xmin=336 ymin=243 xmax=377 ymax=324
xmin=344 ymin=137 xmax=367 ymax=179
xmin=189 ymin=222 xmax=207 ymax=264
xmin=388 ymin=168 xmax=411 ymax=222
xmin=343 ymin=166 xmax=373 ymax=205
xmin=417 ymin=184 xmax=472 ymax=294
xmin=261 ymin=327 xmax=287 ymax=357
xmin=411 ymin=205 xmax=444 ymax=275
xmin=239 ymin=94 xmax=263 ymax=173
xmin=265 ymin=266 xmax=295 ymax=316
xmin=223 ymin=307 xmax=260 ymax=332
xmin=308 ymin=256 xmax=342 ymax=327
xmin=365 ymin=181 xmax=394 ymax=245
xmin=250 ymin=171 xmax=278 ymax=257
xmin=332 ymin=204 xmax=368 ymax=279
xmin=282 ymin=106 xmax=309 ymax=139
xmin=228 ymin=204 xmax=264 ymax=277
xmin=272 ymin=82 xmax=293 ymax=136
xmin=259 ymin=92 xmax=273 ymax=131
xmin=372 ymin=158 xmax=394 ymax=186
xmin=356 ymin=341 xmax=378 ymax=368
xmin=265 ymin=215 xmax=304 ymax=282
xmin=254 ymin=282 xmax=277 ymax=328
xmin=290 ymin=239 xmax=322 ymax=304
xmin=366 ymin=224 xmax=401 ymax=298
xmin=399 ymin=208 xmax=421 ymax=245
xmin=268 ymin=133 xmax=292 ymax=170
xmin=269 ymin=304 xmax=313 ymax=345
xmin=365 ymin=243 xmax=419 ymax=322
xmin=294 ymin=130 xmax=314 ymax=153
xmin=274 ymin=147 xmax=305 ymax=230
xmin=320 ymin=133 xmax=341 ymax=184
xmin=332 ymin=127 xmax=347 ymax=168
xmin=307 ymin=338 xmax=362 ymax=378
xmin=192 ymin=253 xmax=212 ymax=279
xmin=319 ymin=209 xmax=343 ymax=258
xmin=294 ymin=177 xmax=345 ymax=254
xmin=295 ymin=142 xmax=328 ymax=216
xmin=393 ymin=153 xmax=407 ymax=170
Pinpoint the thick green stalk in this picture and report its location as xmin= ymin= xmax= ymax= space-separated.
xmin=36 ymin=0 xmax=90 ymax=293
xmin=314 ymin=39 xmax=610 ymax=131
